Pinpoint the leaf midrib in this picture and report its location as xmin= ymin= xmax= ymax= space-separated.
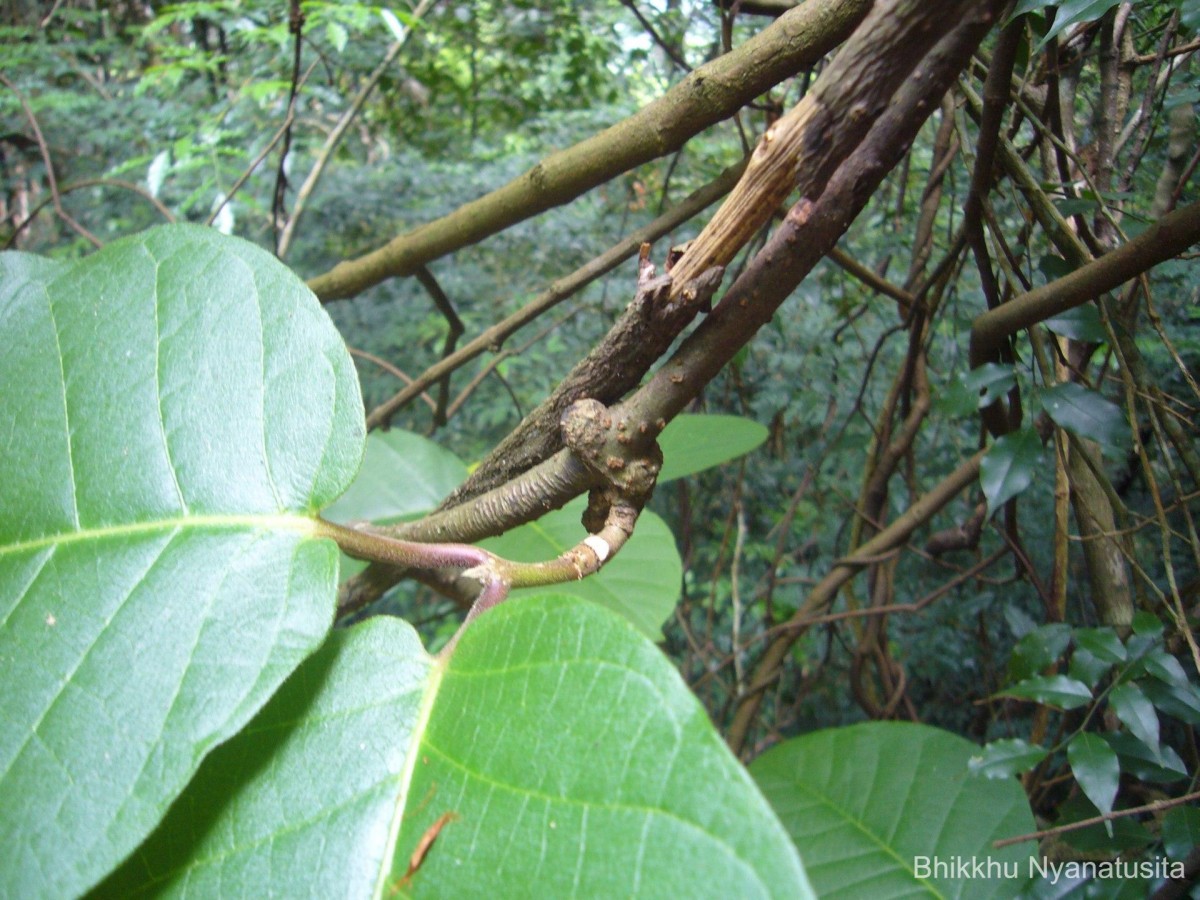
xmin=0 ymin=513 xmax=319 ymax=558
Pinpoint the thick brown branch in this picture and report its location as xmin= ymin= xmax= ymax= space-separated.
xmin=667 ymin=0 xmax=979 ymax=294
xmin=306 ymin=0 xmax=870 ymax=301
xmin=341 ymin=0 xmax=1003 ymax=615
xmin=968 ymin=200 xmax=1200 ymax=371
xmin=621 ymin=1 xmax=1004 ymax=431
xmin=444 ymin=264 xmax=724 ymax=506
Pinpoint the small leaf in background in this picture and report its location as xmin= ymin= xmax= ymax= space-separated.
xmin=1053 ymin=197 xmax=1099 ymax=218
xmin=1072 ymin=627 xmax=1127 ymax=665
xmin=1004 ymin=605 xmax=1038 ymax=640
xmin=1068 ymin=648 xmax=1113 ymax=686
xmin=1139 ymin=678 xmax=1200 ymax=725
xmin=935 ymin=375 xmax=979 ymax=417
xmin=1068 ymin=733 xmax=1120 ymax=834
xmin=1180 ymin=0 xmax=1200 ymax=34
xmin=380 ymin=7 xmax=409 ymax=40
xmin=997 ymin=675 xmax=1093 ymax=709
xmin=1043 ymin=305 xmax=1107 ymax=342
xmin=211 ymin=192 xmax=234 ymax=234
xmin=980 ymin=428 xmax=1045 ymax=515
xmin=1139 ymin=649 xmax=1189 ymax=688
xmin=146 ymin=149 xmax=169 ymax=197
xmin=326 ymin=20 xmax=348 ymax=52
xmin=480 ymin=497 xmax=681 ymax=639
xmin=963 ymin=362 xmax=1017 ymax=409
xmin=1037 ymin=252 xmax=1075 ymax=281
xmin=1131 ymin=611 xmax=1165 ymax=637
xmin=1162 ymin=806 xmax=1200 ymax=863
xmin=1103 ymin=734 xmax=1187 ymax=784
xmin=1107 ymin=683 xmax=1160 ymax=759
xmin=1039 ymin=382 xmax=1129 ymax=454
xmin=751 ymin=722 xmax=1035 ymax=899
xmin=1009 ymin=623 xmax=1071 ymax=681
xmin=0 ymin=225 xmax=365 ymax=899
xmin=322 ymin=429 xmax=468 ymax=526
xmin=969 ymin=738 xmax=1049 ymax=779
xmin=1014 ymin=0 xmax=1124 ymax=49
xmin=657 ymin=413 xmax=769 ymax=482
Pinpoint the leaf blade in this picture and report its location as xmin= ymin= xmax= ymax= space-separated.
xmin=0 ymin=225 xmax=364 ymax=898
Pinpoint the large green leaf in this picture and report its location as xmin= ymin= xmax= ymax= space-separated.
xmin=657 ymin=413 xmax=769 ymax=482
xmin=751 ymin=722 xmax=1037 ymax=899
xmin=93 ymin=617 xmax=432 ymax=898
xmin=0 ymin=225 xmax=364 ymax=898
xmin=97 ymin=596 xmax=812 ymax=898
xmin=479 ymin=497 xmax=682 ymax=639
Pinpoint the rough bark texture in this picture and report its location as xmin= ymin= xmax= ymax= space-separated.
xmin=440 ymin=265 xmax=724 ymax=506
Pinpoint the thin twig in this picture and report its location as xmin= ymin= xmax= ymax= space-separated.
xmin=0 ymin=73 xmax=102 ymax=247
xmin=348 ymin=347 xmax=438 ymax=412
xmin=6 ymin=178 xmax=175 ymax=249
xmin=413 ymin=264 xmax=464 ymax=427
xmin=277 ymin=0 xmax=436 ymax=258
xmin=993 ymin=790 xmax=1200 ymax=849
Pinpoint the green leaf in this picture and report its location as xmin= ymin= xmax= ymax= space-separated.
xmin=657 ymin=413 xmax=769 ymax=482
xmin=93 ymin=618 xmax=433 ymax=897
xmin=0 ymin=225 xmax=364 ymax=899
xmin=322 ymin=429 xmax=467 ymax=526
xmin=962 ymin=363 xmax=1017 ymax=409
xmin=751 ymin=722 xmax=1036 ymax=898
xmin=1015 ymin=0 xmax=1123 ymax=48
xmin=1043 ymin=305 xmax=1107 ymax=342
xmin=1039 ymin=382 xmax=1128 ymax=453
xmin=479 ymin=497 xmax=682 ymax=639
xmin=1072 ymin=626 xmax=1126 ymax=664
xmin=1067 ymin=733 xmax=1119 ymax=830
xmin=997 ymin=675 xmax=1093 ymax=709
xmin=1053 ymin=197 xmax=1099 ymax=217
xmin=1107 ymin=683 xmax=1160 ymax=758
xmin=1138 ymin=649 xmax=1188 ymax=688
xmin=326 ymin=20 xmax=348 ymax=53
xmin=1162 ymin=806 xmax=1200 ymax=862
xmin=1009 ymin=623 xmax=1071 ymax=681
xmin=1140 ymin=678 xmax=1200 ymax=725
xmin=380 ymin=7 xmax=409 ymax=41
xmin=968 ymin=738 xmax=1049 ymax=779
xmin=980 ymin=428 xmax=1044 ymax=515
xmin=1103 ymin=733 xmax=1187 ymax=784
xmin=395 ymin=595 xmax=810 ymax=897
xmin=1068 ymin=648 xmax=1112 ymax=685
xmin=1131 ymin=611 xmax=1164 ymax=638
xmin=100 ymin=597 xmax=813 ymax=896
xmin=1037 ymin=253 xmax=1075 ymax=281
